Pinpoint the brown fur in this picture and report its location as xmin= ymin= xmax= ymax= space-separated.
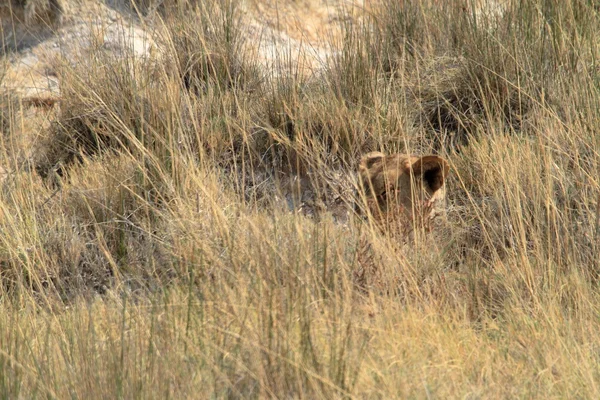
xmin=357 ymin=151 xmax=450 ymax=236
xmin=354 ymin=151 xmax=450 ymax=292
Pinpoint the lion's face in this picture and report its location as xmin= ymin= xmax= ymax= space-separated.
xmin=357 ymin=151 xmax=450 ymax=233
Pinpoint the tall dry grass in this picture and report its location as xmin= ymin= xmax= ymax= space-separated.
xmin=1 ymin=0 xmax=600 ymax=397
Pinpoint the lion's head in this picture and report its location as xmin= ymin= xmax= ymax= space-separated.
xmin=356 ymin=152 xmax=450 ymax=235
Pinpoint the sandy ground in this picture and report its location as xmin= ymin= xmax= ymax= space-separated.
xmin=2 ymin=1 xmax=153 ymax=99
xmin=1 ymin=0 xmax=366 ymax=102
xmin=1 ymin=0 xmax=508 ymax=100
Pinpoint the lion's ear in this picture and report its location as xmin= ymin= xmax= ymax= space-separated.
xmin=359 ymin=152 xmax=385 ymax=171
xmin=410 ymin=155 xmax=449 ymax=192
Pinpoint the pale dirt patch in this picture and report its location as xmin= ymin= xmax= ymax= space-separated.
xmin=245 ymin=0 xmax=364 ymax=74
xmin=2 ymin=0 xmax=154 ymax=100
xmin=1 ymin=0 xmax=507 ymax=98
xmin=2 ymin=0 xmax=366 ymax=100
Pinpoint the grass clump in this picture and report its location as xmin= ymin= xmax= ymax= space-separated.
xmin=0 ymin=0 xmax=63 ymax=26
xmin=34 ymin=47 xmax=187 ymax=188
xmin=343 ymin=0 xmax=600 ymax=151
xmin=165 ymin=0 xmax=256 ymax=93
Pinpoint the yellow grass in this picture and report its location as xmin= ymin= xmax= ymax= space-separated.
xmin=1 ymin=0 xmax=600 ymax=397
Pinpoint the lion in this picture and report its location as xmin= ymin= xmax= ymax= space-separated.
xmin=353 ymin=151 xmax=450 ymax=291
xmin=356 ymin=151 xmax=450 ymax=236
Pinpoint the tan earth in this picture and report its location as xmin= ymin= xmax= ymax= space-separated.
xmin=1 ymin=0 xmax=507 ymax=99
xmin=1 ymin=0 xmax=366 ymax=101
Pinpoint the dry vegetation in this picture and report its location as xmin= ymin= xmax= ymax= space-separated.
xmin=1 ymin=0 xmax=600 ymax=397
